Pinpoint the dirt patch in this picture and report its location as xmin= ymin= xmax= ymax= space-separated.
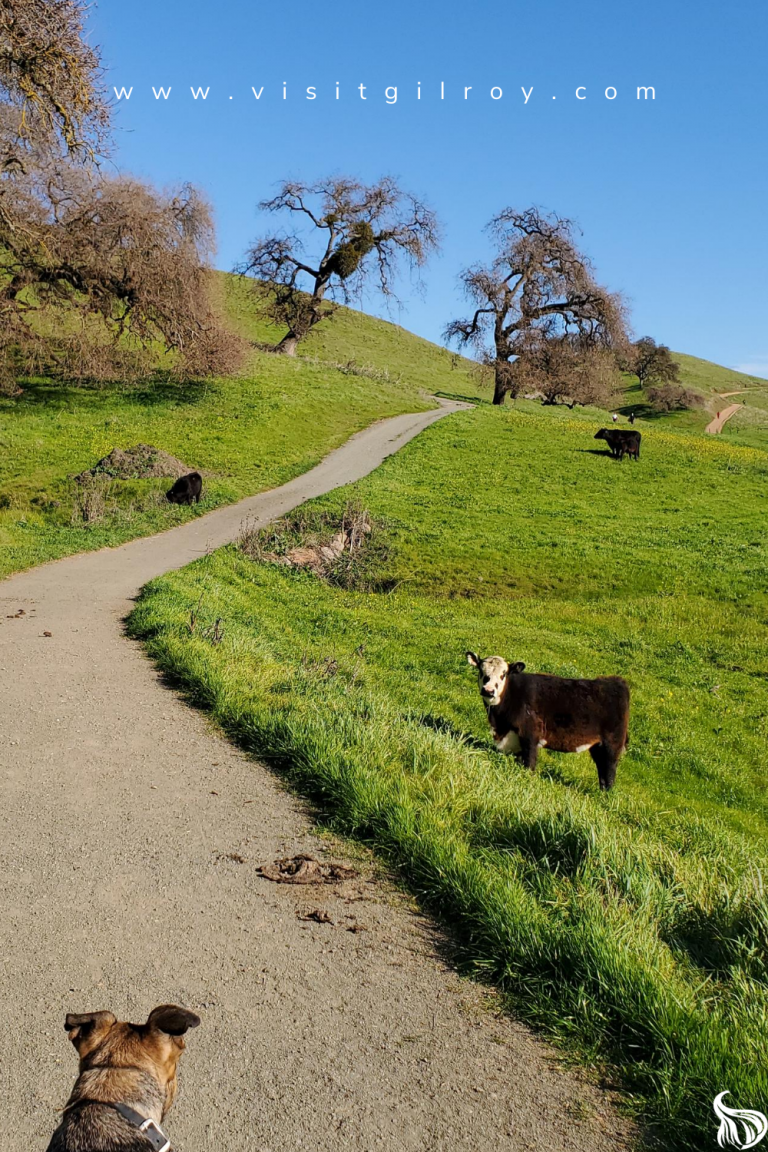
xmin=239 ymin=501 xmax=393 ymax=591
xmin=75 ymin=443 xmax=194 ymax=483
xmin=257 ymin=854 xmax=358 ymax=885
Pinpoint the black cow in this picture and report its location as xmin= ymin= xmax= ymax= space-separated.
xmin=594 ymin=428 xmax=641 ymax=461
xmin=166 ymin=472 xmax=203 ymax=505
xmin=466 ymin=653 xmax=630 ymax=790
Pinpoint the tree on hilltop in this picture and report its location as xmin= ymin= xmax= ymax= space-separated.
xmin=239 ymin=176 xmax=440 ymax=355
xmin=445 ymin=207 xmax=628 ymax=405
xmin=630 ymin=337 xmax=681 ymax=389
xmin=0 ymin=0 xmax=241 ymax=393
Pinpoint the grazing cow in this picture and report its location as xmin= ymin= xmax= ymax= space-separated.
xmin=594 ymin=428 xmax=641 ymax=461
xmin=166 ymin=471 xmax=203 ymax=505
xmin=466 ymin=653 xmax=630 ymax=790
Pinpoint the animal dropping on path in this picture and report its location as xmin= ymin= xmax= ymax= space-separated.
xmin=298 ymin=908 xmax=334 ymax=924
xmin=257 ymin=853 xmax=357 ymax=885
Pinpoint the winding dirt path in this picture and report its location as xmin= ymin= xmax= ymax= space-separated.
xmin=705 ymin=403 xmax=742 ymax=433
xmin=0 ymin=400 xmax=635 ymax=1151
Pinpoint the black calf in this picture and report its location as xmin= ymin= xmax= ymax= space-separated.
xmin=166 ymin=472 xmax=203 ymax=505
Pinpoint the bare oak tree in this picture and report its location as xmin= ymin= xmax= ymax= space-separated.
xmin=239 ymin=176 xmax=440 ymax=355
xmin=0 ymin=0 xmax=110 ymax=168
xmin=514 ymin=333 xmax=622 ymax=408
xmin=445 ymin=207 xmax=628 ymax=405
xmin=0 ymin=0 xmax=242 ymax=392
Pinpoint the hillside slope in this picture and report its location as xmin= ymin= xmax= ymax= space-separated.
xmin=619 ymin=350 xmax=768 ymax=442
xmin=1 ymin=278 xmax=765 ymax=579
xmin=0 ymin=287 xmax=479 ymax=580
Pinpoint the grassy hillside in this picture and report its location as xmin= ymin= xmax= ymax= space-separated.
xmin=0 ymin=282 xmax=480 ymax=580
xmin=2 ymin=274 xmax=766 ymax=580
xmin=619 ymin=351 xmax=768 ymax=442
xmin=129 ymin=402 xmax=768 ymax=1149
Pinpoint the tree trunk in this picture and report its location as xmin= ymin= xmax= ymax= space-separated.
xmin=493 ymin=366 xmax=508 ymax=406
xmin=275 ymin=281 xmax=329 ymax=356
xmin=275 ymin=331 xmax=300 ymax=356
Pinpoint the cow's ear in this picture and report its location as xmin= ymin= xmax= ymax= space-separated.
xmin=466 ymin=651 xmax=480 ymax=668
xmin=508 ymin=661 xmax=525 ymax=674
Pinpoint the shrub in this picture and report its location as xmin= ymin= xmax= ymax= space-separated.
xmin=647 ymin=384 xmax=705 ymax=412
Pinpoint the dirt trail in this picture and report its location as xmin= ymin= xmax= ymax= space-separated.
xmin=0 ymin=400 xmax=635 ymax=1151
xmin=705 ymin=403 xmax=742 ymax=433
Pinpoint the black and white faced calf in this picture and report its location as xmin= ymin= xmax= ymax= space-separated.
xmin=466 ymin=653 xmax=630 ymax=790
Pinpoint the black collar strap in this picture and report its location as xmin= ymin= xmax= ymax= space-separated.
xmin=65 ymin=1100 xmax=170 ymax=1151
xmin=112 ymin=1102 xmax=170 ymax=1152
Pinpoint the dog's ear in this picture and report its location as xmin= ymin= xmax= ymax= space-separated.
xmin=65 ymin=1011 xmax=117 ymax=1055
xmin=508 ymin=661 xmax=525 ymax=674
xmin=146 ymin=1005 xmax=201 ymax=1037
xmin=466 ymin=651 xmax=480 ymax=668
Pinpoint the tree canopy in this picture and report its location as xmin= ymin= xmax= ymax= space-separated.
xmin=0 ymin=0 xmax=241 ymax=393
xmin=240 ymin=176 xmax=440 ymax=354
xmin=631 ymin=337 xmax=681 ymax=388
xmin=445 ymin=207 xmax=628 ymax=405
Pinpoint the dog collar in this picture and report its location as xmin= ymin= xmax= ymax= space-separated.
xmin=64 ymin=1100 xmax=170 ymax=1151
xmin=113 ymin=1103 xmax=171 ymax=1152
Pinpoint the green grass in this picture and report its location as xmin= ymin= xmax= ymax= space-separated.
xmin=0 ymin=278 xmax=482 ymax=580
xmin=618 ymin=351 xmax=768 ymax=442
xmin=3 ymin=269 xmax=766 ymax=579
xmin=129 ymin=403 xmax=768 ymax=1149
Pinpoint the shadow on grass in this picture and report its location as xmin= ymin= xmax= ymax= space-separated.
xmin=433 ymin=390 xmax=485 ymax=406
xmin=414 ymin=712 xmax=490 ymax=751
xmin=615 ymin=403 xmax=676 ymax=422
xmin=5 ymin=374 xmax=216 ymax=413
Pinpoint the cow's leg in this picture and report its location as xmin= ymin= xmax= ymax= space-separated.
xmin=590 ymin=742 xmax=619 ymax=791
xmin=517 ymin=735 xmax=539 ymax=772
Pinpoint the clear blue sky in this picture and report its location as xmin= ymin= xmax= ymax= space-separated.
xmin=88 ymin=0 xmax=767 ymax=375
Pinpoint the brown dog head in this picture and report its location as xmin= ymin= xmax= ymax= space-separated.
xmin=64 ymin=1005 xmax=201 ymax=1117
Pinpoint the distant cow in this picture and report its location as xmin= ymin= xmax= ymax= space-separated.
xmin=594 ymin=428 xmax=641 ymax=461
xmin=466 ymin=652 xmax=630 ymax=790
xmin=166 ymin=472 xmax=203 ymax=505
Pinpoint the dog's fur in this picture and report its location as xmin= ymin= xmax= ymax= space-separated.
xmin=46 ymin=1004 xmax=200 ymax=1151
xmin=467 ymin=652 xmax=630 ymax=790
xmin=166 ymin=472 xmax=203 ymax=505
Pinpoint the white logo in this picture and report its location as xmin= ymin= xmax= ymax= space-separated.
xmin=714 ymin=1092 xmax=768 ymax=1149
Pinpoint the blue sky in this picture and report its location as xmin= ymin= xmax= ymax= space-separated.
xmin=88 ymin=0 xmax=767 ymax=375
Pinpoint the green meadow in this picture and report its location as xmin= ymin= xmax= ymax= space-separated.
xmin=0 ymin=279 xmax=480 ymax=580
xmin=129 ymin=402 xmax=768 ymax=1149
xmin=3 ymin=274 xmax=766 ymax=581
